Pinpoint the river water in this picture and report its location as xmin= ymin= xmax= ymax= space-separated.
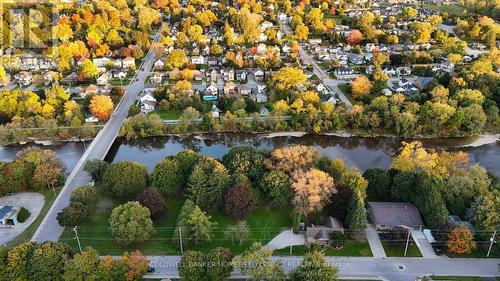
xmin=1 ymin=134 xmax=498 ymax=175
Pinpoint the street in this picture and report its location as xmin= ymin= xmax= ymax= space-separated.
xmin=142 ymin=256 xmax=500 ymax=281
xmin=30 ymin=25 xmax=164 ymax=243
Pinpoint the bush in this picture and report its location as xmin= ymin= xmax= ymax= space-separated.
xmin=17 ymin=207 xmax=30 ymax=223
xmin=109 ymin=202 xmax=154 ymax=245
xmin=330 ymin=231 xmax=346 ymax=248
xmin=70 ymin=185 xmax=97 ymax=205
xmin=57 ymin=202 xmax=88 ymax=226
xmin=103 ymin=161 xmax=148 ymax=198
xmin=136 ymin=187 xmax=166 ymax=220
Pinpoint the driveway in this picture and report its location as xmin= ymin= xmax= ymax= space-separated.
xmin=0 ymin=192 xmax=44 ymax=245
xmin=366 ymin=224 xmax=386 ymax=258
xmin=265 ymin=229 xmax=305 ymax=250
xmin=411 ymin=229 xmax=439 ymax=259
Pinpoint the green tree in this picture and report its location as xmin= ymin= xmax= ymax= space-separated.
xmin=222 ymin=146 xmax=267 ymax=184
xmin=57 ymin=202 xmax=89 ymax=226
xmin=83 ymin=159 xmax=109 ymax=182
xmin=260 ymin=170 xmax=292 ymax=207
xmin=70 ymin=185 xmax=97 ymax=205
xmin=233 ymin=243 xmax=285 ymax=281
xmin=186 ymin=205 xmax=216 ymax=244
xmin=151 ymin=157 xmax=182 ymax=195
xmin=29 ymin=241 xmax=70 ymax=281
xmin=288 ymin=251 xmax=337 ymax=281
xmin=109 ymin=202 xmax=155 ymax=245
xmin=186 ymin=157 xmax=230 ymax=212
xmin=363 ymin=168 xmax=391 ymax=201
xmin=224 ymin=221 xmax=250 ymax=246
xmin=345 ymin=193 xmax=368 ymax=238
xmin=103 ymin=161 xmax=148 ymax=198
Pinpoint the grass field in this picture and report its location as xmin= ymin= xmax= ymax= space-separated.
xmin=6 ymin=188 xmax=61 ymax=248
xmin=337 ymin=83 xmax=357 ymax=105
xmin=431 ymin=276 xmax=485 ymax=281
xmin=420 ymin=4 xmax=468 ymax=16
xmin=274 ymin=240 xmax=373 ymax=257
xmin=151 ymin=110 xmax=183 ymax=120
xmin=381 ymin=241 xmax=422 ymax=257
xmin=60 ymin=190 xmax=292 ymax=255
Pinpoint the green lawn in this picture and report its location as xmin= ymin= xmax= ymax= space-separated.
xmin=420 ymin=4 xmax=468 ymax=16
xmin=6 ymin=188 xmax=61 ymax=248
xmin=60 ymin=190 xmax=292 ymax=255
xmin=381 ymin=241 xmax=422 ymax=257
xmin=311 ymin=74 xmax=320 ymax=80
xmin=151 ymin=110 xmax=183 ymax=120
xmin=274 ymin=241 xmax=373 ymax=257
xmin=109 ymin=78 xmax=132 ymax=86
xmin=431 ymin=276 xmax=484 ymax=281
xmin=337 ymin=83 xmax=357 ymax=105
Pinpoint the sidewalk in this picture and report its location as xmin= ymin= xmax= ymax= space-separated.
xmin=365 ymin=225 xmax=386 ymax=258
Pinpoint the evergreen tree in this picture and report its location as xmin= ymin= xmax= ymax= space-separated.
xmin=345 ymin=192 xmax=368 ymax=239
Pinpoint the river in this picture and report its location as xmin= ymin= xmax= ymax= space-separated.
xmin=1 ymin=134 xmax=498 ymax=175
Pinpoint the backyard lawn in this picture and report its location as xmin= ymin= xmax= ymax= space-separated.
xmin=274 ymin=240 xmax=373 ymax=257
xmin=337 ymin=83 xmax=356 ymax=105
xmin=6 ymin=188 xmax=61 ymax=248
xmin=381 ymin=240 xmax=422 ymax=257
xmin=151 ymin=110 xmax=182 ymax=120
xmin=60 ymin=189 xmax=292 ymax=255
xmin=420 ymin=4 xmax=468 ymax=16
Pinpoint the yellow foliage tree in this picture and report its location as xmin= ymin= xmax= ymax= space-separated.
xmin=89 ymin=95 xmax=114 ymax=121
xmin=351 ymin=76 xmax=372 ymax=100
xmin=291 ymin=168 xmax=336 ymax=215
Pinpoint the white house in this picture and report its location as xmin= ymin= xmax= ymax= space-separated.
xmin=139 ymin=92 xmax=157 ymax=113
xmin=191 ymin=55 xmax=205 ymax=65
xmin=14 ymin=71 xmax=32 ymax=86
xmin=96 ymin=73 xmax=110 ymax=86
xmin=205 ymin=82 xmax=218 ymax=96
xmin=122 ymin=57 xmax=136 ymax=69
xmin=154 ymin=59 xmax=165 ymax=70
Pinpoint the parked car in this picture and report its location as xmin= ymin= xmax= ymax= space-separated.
xmin=432 ymin=244 xmax=443 ymax=256
xmin=147 ymin=266 xmax=155 ymax=273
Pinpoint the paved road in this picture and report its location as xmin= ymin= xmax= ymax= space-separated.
xmin=30 ymin=26 xmax=164 ymax=243
xmin=142 ymin=255 xmax=499 ymax=281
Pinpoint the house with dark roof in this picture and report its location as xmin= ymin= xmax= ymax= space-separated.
xmin=305 ymin=216 xmax=344 ymax=246
xmin=0 ymin=206 xmax=19 ymax=226
xmin=368 ymin=202 xmax=424 ymax=230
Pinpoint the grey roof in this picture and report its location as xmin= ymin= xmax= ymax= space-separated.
xmin=315 ymin=230 xmax=330 ymax=240
xmin=368 ymin=202 xmax=423 ymax=228
xmin=0 ymin=206 xmax=13 ymax=219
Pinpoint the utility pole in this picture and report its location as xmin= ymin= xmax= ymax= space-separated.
xmin=404 ymin=227 xmax=411 ymax=257
xmin=487 ymin=230 xmax=496 ymax=258
xmin=179 ymin=228 xmax=184 ymax=254
xmin=73 ymin=226 xmax=83 ymax=254
xmin=289 ymin=228 xmax=293 ymax=255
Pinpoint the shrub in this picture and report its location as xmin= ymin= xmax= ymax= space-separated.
xmin=136 ymin=187 xmax=166 ymax=220
xmin=17 ymin=207 xmax=30 ymax=223
xmin=70 ymin=185 xmax=97 ymax=205
xmin=57 ymin=202 xmax=88 ymax=226
xmin=330 ymin=231 xmax=346 ymax=248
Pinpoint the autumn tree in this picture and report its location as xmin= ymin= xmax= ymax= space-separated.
xmin=347 ymin=29 xmax=363 ymax=45
xmin=295 ymin=24 xmax=309 ymax=41
xmin=178 ymin=251 xmax=205 ymax=281
xmin=136 ymin=187 xmax=165 ymax=220
xmin=271 ymin=67 xmax=307 ymax=92
xmin=109 ymin=202 xmax=154 ymax=245
xmin=269 ymin=145 xmax=320 ymax=173
xmin=166 ymin=49 xmax=188 ymax=69
xmin=351 ymin=76 xmax=372 ymax=100
xmin=78 ymin=59 xmax=99 ymax=81
xmin=70 ymin=185 xmax=97 ymax=205
xmin=89 ymin=95 xmax=114 ymax=121
xmin=291 ymin=168 xmax=336 ymax=215
xmin=32 ymin=162 xmax=62 ymax=191
xmin=447 ymin=226 xmax=476 ymax=254
xmin=103 ymin=161 xmax=148 ymax=198
xmin=224 ymin=175 xmax=255 ymax=220
xmin=0 ymin=65 xmax=8 ymax=85
xmin=62 ymin=247 xmax=100 ymax=281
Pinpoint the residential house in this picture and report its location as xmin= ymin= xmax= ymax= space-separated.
xmin=383 ymin=67 xmax=397 ymax=76
xmin=368 ymin=202 xmax=424 ymax=230
xmin=448 ymin=216 xmax=474 ymax=233
xmin=238 ymin=84 xmax=252 ymax=96
xmin=14 ymin=71 xmax=32 ymax=86
xmin=43 ymin=71 xmax=58 ymax=85
xmin=414 ymin=76 xmax=436 ymax=91
xmin=253 ymin=69 xmax=265 ymax=82
xmin=96 ymin=72 xmax=110 ymax=86
xmin=85 ymin=115 xmax=99 ymax=123
xmin=139 ymin=92 xmax=157 ymax=113
xmin=207 ymin=57 xmax=220 ymax=67
xmin=333 ymin=67 xmax=357 ymax=79
xmin=211 ymin=103 xmax=220 ymax=118
xmin=83 ymin=84 xmax=99 ymax=98
xmin=235 ymin=70 xmax=248 ymax=81
xmin=122 ymin=57 xmax=136 ymax=69
xmin=348 ymin=54 xmax=364 ymax=65
xmin=224 ymin=81 xmax=235 ymax=96
xmin=260 ymin=107 xmax=270 ymax=117
xmin=396 ymin=66 xmax=411 ymax=76
xmin=440 ymin=61 xmax=454 ymax=73
xmin=151 ymin=72 xmax=163 ymax=84
xmin=191 ymin=55 xmax=205 ymax=65
xmin=305 ymin=217 xmax=344 ymax=246
xmin=210 ymin=69 xmax=218 ymax=82
xmin=222 ymin=68 xmax=235 ymax=81
xmin=382 ymin=88 xmax=393 ymax=96
xmin=61 ymin=72 xmax=78 ymax=85
xmin=205 ymin=82 xmax=218 ymax=97
xmin=154 ymin=59 xmax=165 ymax=70
xmin=93 ymin=57 xmax=110 ymax=68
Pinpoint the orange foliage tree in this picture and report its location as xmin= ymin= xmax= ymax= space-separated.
xmin=447 ymin=226 xmax=476 ymax=254
xmin=291 ymin=168 xmax=336 ymax=215
xmin=347 ymin=29 xmax=363 ymax=45
xmin=89 ymin=95 xmax=114 ymax=121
